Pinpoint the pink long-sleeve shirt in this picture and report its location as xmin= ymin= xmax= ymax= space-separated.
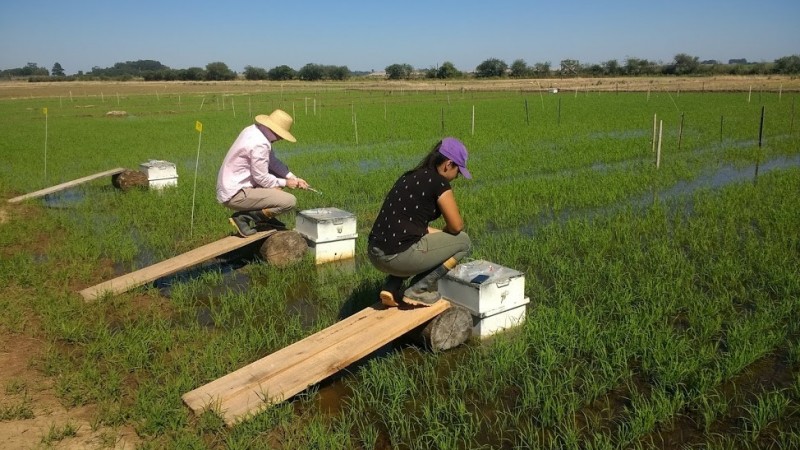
xmin=216 ymin=124 xmax=290 ymax=203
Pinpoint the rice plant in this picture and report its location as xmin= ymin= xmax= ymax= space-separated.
xmin=1 ymin=85 xmax=798 ymax=448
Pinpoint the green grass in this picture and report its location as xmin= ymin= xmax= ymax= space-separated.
xmin=1 ymin=85 xmax=799 ymax=448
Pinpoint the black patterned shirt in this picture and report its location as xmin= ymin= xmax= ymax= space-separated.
xmin=368 ymin=168 xmax=451 ymax=254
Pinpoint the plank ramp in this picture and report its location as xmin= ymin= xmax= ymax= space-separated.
xmin=7 ymin=167 xmax=126 ymax=203
xmin=79 ymin=229 xmax=277 ymax=301
xmin=182 ymin=300 xmax=451 ymax=426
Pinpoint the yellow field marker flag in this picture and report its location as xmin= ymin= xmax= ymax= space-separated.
xmin=190 ymin=120 xmax=203 ymax=237
xmin=43 ymin=107 xmax=48 ymax=116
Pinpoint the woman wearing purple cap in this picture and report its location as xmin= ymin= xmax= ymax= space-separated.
xmin=367 ymin=137 xmax=473 ymax=307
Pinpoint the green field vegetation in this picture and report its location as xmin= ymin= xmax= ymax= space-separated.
xmin=1 ymin=85 xmax=799 ymax=449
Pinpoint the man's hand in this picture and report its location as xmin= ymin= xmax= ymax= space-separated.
xmin=285 ymin=177 xmax=309 ymax=189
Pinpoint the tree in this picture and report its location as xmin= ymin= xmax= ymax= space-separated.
xmin=244 ymin=65 xmax=269 ymax=80
xmin=298 ymin=63 xmax=324 ymax=81
xmin=585 ymin=63 xmax=604 ymax=77
xmin=624 ymin=57 xmax=642 ymax=75
xmin=533 ymin=61 xmax=551 ymax=77
xmin=774 ymin=55 xmax=800 ymax=74
xmin=143 ymin=70 xmax=178 ymax=81
xmin=268 ymin=65 xmax=296 ymax=81
xmin=327 ymin=65 xmax=350 ymax=80
xmin=625 ymin=57 xmax=648 ymax=75
xmin=436 ymin=61 xmax=461 ymax=79
xmin=205 ymin=62 xmax=236 ymax=81
xmin=475 ymin=58 xmax=507 ymax=78
xmin=603 ymin=59 xmax=621 ymax=76
xmin=385 ymin=63 xmax=414 ymax=80
xmin=51 ymin=62 xmax=65 ymax=77
xmin=510 ymin=59 xmax=530 ymax=78
xmin=20 ymin=63 xmax=48 ymax=76
xmin=89 ymin=59 xmax=169 ymax=78
xmin=178 ymin=67 xmax=205 ymax=81
xmin=672 ymin=53 xmax=700 ymax=75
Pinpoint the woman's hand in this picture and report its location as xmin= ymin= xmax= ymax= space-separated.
xmin=437 ymin=190 xmax=464 ymax=234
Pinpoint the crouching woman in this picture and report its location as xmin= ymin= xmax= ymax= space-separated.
xmin=367 ymin=137 xmax=473 ymax=307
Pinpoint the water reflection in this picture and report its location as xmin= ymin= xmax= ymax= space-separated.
xmin=42 ymin=188 xmax=85 ymax=209
xmin=500 ymin=155 xmax=800 ymax=236
xmin=646 ymin=154 xmax=800 ymax=202
xmin=154 ymin=243 xmax=260 ymax=297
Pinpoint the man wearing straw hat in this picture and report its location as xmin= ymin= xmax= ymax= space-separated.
xmin=216 ymin=109 xmax=310 ymax=237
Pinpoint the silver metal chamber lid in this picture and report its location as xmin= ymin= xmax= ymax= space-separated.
xmin=140 ymin=159 xmax=175 ymax=168
xmin=299 ymin=207 xmax=354 ymax=223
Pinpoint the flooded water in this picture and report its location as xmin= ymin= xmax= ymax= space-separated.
xmin=42 ymin=188 xmax=85 ymax=209
xmin=644 ymin=154 xmax=800 ymax=201
xmin=154 ymin=244 xmax=259 ymax=296
xmin=505 ymin=154 xmax=800 ymax=236
xmin=586 ymin=128 xmax=649 ymax=140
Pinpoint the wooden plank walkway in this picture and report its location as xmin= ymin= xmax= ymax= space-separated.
xmin=7 ymin=167 xmax=126 ymax=203
xmin=182 ymin=300 xmax=451 ymax=426
xmin=79 ymin=229 xmax=277 ymax=301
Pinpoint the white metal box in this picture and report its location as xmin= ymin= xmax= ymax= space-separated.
xmin=148 ymin=178 xmax=178 ymax=189
xmin=295 ymin=208 xmax=357 ymax=243
xmin=308 ymin=237 xmax=356 ymax=264
xmin=438 ymin=260 xmax=525 ymax=315
xmin=470 ymin=298 xmax=530 ymax=338
xmin=139 ymin=160 xmax=178 ymax=189
xmin=439 ymin=260 xmax=528 ymax=338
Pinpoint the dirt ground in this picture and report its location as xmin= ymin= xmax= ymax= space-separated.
xmin=0 ymin=335 xmax=139 ymax=449
xmin=0 ymin=75 xmax=798 ymax=100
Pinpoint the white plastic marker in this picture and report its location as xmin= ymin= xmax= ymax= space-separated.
xmin=190 ymin=120 xmax=203 ymax=237
xmin=43 ymin=107 xmax=48 ymax=182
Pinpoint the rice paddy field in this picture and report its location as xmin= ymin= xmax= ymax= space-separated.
xmin=1 ymin=79 xmax=799 ymax=449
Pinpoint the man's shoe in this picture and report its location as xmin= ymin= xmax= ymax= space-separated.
xmin=258 ymin=217 xmax=287 ymax=231
xmin=251 ymin=210 xmax=287 ymax=230
xmin=229 ymin=212 xmax=256 ymax=237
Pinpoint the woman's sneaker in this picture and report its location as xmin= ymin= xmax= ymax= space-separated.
xmin=379 ymin=276 xmax=406 ymax=307
xmin=401 ymin=288 xmax=441 ymax=307
xmin=380 ymin=290 xmax=400 ymax=307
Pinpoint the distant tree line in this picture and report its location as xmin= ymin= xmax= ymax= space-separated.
xmin=387 ymin=54 xmax=800 ymax=79
xmin=3 ymin=54 xmax=799 ymax=82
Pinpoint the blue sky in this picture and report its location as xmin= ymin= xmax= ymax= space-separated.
xmin=1 ymin=0 xmax=798 ymax=75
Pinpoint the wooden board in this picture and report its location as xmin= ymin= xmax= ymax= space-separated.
xmin=7 ymin=167 xmax=127 ymax=203
xmin=79 ymin=229 xmax=277 ymax=301
xmin=182 ymin=300 xmax=451 ymax=426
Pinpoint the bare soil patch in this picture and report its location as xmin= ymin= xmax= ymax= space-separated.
xmin=0 ymin=76 xmax=797 ymax=100
xmin=0 ymin=335 xmax=139 ymax=449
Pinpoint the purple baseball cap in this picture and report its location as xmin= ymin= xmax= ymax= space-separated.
xmin=438 ymin=137 xmax=472 ymax=179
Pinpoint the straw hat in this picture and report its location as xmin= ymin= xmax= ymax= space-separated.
xmin=255 ymin=109 xmax=296 ymax=143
